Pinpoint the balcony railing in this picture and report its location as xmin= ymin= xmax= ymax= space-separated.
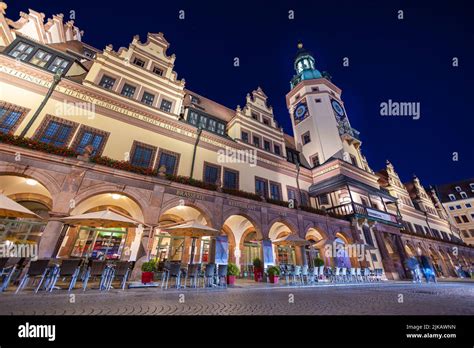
xmin=326 ymin=202 xmax=401 ymax=226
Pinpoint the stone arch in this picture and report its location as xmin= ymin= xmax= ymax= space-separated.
xmin=267 ymin=218 xmax=299 ymax=241
xmin=160 ymin=197 xmax=215 ymax=228
xmin=0 ymin=166 xmax=61 ymax=197
xmin=222 ymin=207 xmax=262 ymax=237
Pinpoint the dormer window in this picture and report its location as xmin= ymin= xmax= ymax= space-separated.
xmin=460 ymin=192 xmax=467 ymax=199
xmin=190 ymin=95 xmax=199 ymax=104
xmin=263 ymin=117 xmax=270 ymax=126
xmin=448 ymin=194 xmax=456 ymax=201
xmin=133 ymin=57 xmax=146 ymax=67
xmin=455 ymin=186 xmax=462 ymax=192
xmin=251 ymin=112 xmax=259 ymax=121
xmin=470 ymin=183 xmax=474 ymax=191
xmin=153 ymin=66 xmax=164 ymax=76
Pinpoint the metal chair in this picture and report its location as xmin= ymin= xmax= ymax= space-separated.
xmin=202 ymin=263 xmax=216 ymax=288
xmin=349 ymin=268 xmax=356 ymax=282
xmin=15 ymin=259 xmax=52 ymax=294
xmin=82 ymin=260 xmax=107 ymax=291
xmin=164 ymin=262 xmax=182 ymax=289
xmin=292 ymin=265 xmax=302 ymax=285
xmin=341 ymin=267 xmax=348 ymax=282
xmin=184 ymin=263 xmax=200 ymax=288
xmin=217 ymin=264 xmax=228 ymax=288
xmin=356 ymin=268 xmax=362 ymax=282
xmin=106 ymin=261 xmax=132 ymax=290
xmin=48 ymin=259 xmax=82 ymax=292
xmin=0 ymin=257 xmax=22 ymax=292
xmin=363 ymin=268 xmax=370 ymax=282
xmin=318 ymin=266 xmax=325 ymax=281
xmin=301 ymin=265 xmax=309 ymax=285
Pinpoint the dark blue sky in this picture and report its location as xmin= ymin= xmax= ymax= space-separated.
xmin=7 ymin=0 xmax=473 ymax=185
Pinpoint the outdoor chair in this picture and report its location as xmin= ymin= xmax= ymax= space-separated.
xmin=184 ymin=263 xmax=200 ymax=288
xmin=308 ymin=267 xmax=317 ymax=284
xmin=374 ymin=269 xmax=383 ymax=281
xmin=105 ymin=261 xmax=132 ymax=290
xmin=356 ymin=268 xmax=362 ymax=282
xmin=48 ymin=259 xmax=82 ymax=292
xmin=202 ymin=263 xmax=216 ymax=288
xmin=301 ymin=265 xmax=309 ymax=285
xmin=164 ymin=262 xmax=182 ymax=289
xmin=292 ymin=265 xmax=302 ymax=285
xmin=0 ymin=257 xmax=21 ymax=292
xmin=217 ymin=264 xmax=228 ymax=288
xmin=349 ymin=268 xmax=356 ymax=282
xmin=15 ymin=259 xmax=52 ymax=294
xmin=341 ymin=267 xmax=348 ymax=282
xmin=82 ymin=260 xmax=107 ymax=291
xmin=363 ymin=268 xmax=371 ymax=282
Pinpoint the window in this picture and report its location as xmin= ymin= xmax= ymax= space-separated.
xmin=455 ymin=186 xmax=461 ymax=192
xmin=264 ymin=140 xmax=271 ymax=151
xmin=362 ymin=225 xmax=374 ymax=246
xmin=470 ymin=183 xmax=474 ymax=191
xmin=302 ymin=131 xmax=311 ymax=145
xmin=160 ymin=99 xmax=172 ymax=113
xmin=38 ymin=119 xmax=74 ymax=147
xmin=153 ymin=66 xmax=164 ymax=76
xmin=29 ymin=50 xmax=52 ymax=67
xmin=423 ymin=226 xmax=432 ymax=236
xmin=251 ymin=112 xmax=259 ymax=121
xmin=47 ymin=57 xmax=69 ymax=73
xmin=99 ymin=75 xmax=116 ymax=89
xmin=274 ymin=144 xmax=281 ymax=155
xmin=216 ymin=123 xmax=225 ymax=135
xmin=319 ymin=194 xmax=329 ymax=205
xmin=269 ymin=182 xmax=282 ymax=201
xmin=121 ymin=84 xmax=136 ymax=98
xmin=287 ymin=187 xmax=298 ymax=204
xmin=204 ymin=163 xmax=220 ymax=185
xmin=311 ymin=154 xmax=320 ymax=167
xmin=198 ymin=115 xmax=208 ymax=129
xmin=361 ymin=197 xmax=369 ymax=207
xmin=188 ymin=110 xmax=199 ymax=126
xmin=466 ymin=203 xmax=472 ymax=208
xmin=190 ymin=95 xmax=199 ymax=104
xmin=461 ymin=215 xmax=469 ymax=223
xmin=456 ymin=205 xmax=462 ymax=209
xmin=255 ymin=178 xmax=268 ymax=198
xmin=133 ymin=57 xmax=145 ymax=67
xmin=460 ymin=192 xmax=467 ymax=199
xmin=315 ymin=98 xmax=322 ymax=103
xmin=448 ymin=194 xmax=456 ymax=201
xmin=414 ymin=224 xmax=424 ymax=234
xmin=454 ymin=216 xmax=462 ymax=224
xmin=8 ymin=42 xmax=34 ymax=61
xmin=141 ymin=92 xmax=155 ymax=106
xmin=263 ymin=118 xmax=270 ymax=126
xmin=462 ymin=230 xmax=470 ymax=238
xmin=187 ymin=110 xmax=226 ymax=135
xmin=287 ymin=149 xmax=300 ymax=164
xmin=0 ymin=103 xmax=25 ymax=134
xmin=253 ymin=136 xmax=260 ymax=148
xmin=208 ymin=119 xmax=217 ymax=133
xmin=157 ymin=150 xmax=179 ymax=176
xmin=223 ymin=168 xmax=239 ymax=190
xmin=301 ymin=191 xmax=310 ymax=206
xmin=130 ymin=142 xmax=156 ymax=168
xmin=73 ymin=127 xmax=107 ymax=156
xmin=449 ymin=206 xmax=454 ymax=211
xmin=241 ymin=131 xmax=249 ymax=143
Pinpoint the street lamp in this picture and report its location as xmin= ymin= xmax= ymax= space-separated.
xmin=19 ymin=70 xmax=64 ymax=138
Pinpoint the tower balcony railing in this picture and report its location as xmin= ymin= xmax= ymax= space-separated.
xmin=326 ymin=202 xmax=402 ymax=227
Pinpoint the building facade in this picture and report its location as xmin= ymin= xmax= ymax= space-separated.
xmin=0 ymin=3 xmax=472 ymax=280
xmin=435 ymin=179 xmax=474 ymax=246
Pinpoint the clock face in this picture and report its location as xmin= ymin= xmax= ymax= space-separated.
xmin=294 ymin=103 xmax=307 ymax=121
xmin=331 ymin=100 xmax=345 ymax=119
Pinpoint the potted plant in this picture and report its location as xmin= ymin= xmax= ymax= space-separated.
xmin=267 ymin=266 xmax=281 ymax=284
xmin=141 ymin=260 xmax=156 ymax=284
xmin=313 ymin=257 xmax=325 ymax=268
xmin=253 ymin=258 xmax=263 ymax=282
xmin=227 ymin=263 xmax=240 ymax=285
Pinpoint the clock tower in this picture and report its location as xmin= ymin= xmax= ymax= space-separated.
xmin=286 ymin=42 xmax=366 ymax=171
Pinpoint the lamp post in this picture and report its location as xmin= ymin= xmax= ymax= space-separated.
xmin=19 ymin=70 xmax=63 ymax=138
xmin=190 ymin=126 xmax=203 ymax=179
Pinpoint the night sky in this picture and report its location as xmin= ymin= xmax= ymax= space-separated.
xmin=6 ymin=0 xmax=473 ymax=185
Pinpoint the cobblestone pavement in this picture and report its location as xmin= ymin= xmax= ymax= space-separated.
xmin=0 ymin=281 xmax=472 ymax=315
